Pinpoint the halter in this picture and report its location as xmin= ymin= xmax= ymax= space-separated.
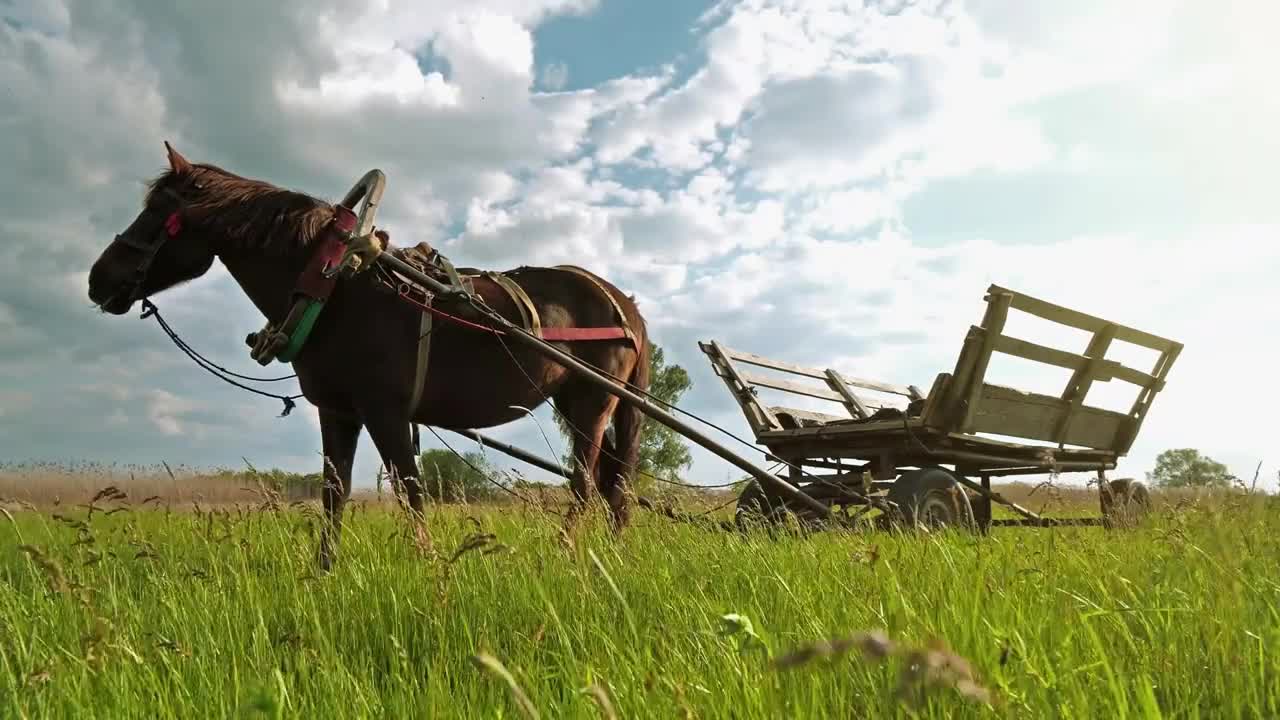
xmin=109 ymin=187 xmax=187 ymax=306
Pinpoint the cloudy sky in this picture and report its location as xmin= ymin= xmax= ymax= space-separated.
xmin=2 ymin=0 xmax=1277 ymax=492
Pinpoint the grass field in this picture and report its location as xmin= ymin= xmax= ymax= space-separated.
xmin=2 ymin=466 xmax=1278 ymax=718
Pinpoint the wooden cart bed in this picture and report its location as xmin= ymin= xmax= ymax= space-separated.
xmin=701 ymin=284 xmax=1183 ymax=477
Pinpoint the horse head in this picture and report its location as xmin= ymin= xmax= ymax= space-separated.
xmin=88 ymin=142 xmax=219 ymax=314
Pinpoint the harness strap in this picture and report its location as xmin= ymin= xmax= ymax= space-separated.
xmin=484 ymin=272 xmax=542 ymax=338
xmin=407 ymin=303 xmax=433 ymax=420
xmin=551 ymin=264 xmax=639 ymax=350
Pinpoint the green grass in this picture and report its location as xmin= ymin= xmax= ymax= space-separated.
xmin=2 ymin=492 xmax=1279 ymax=718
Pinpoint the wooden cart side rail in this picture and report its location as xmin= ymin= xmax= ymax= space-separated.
xmin=968 ymin=383 xmax=1132 ymax=449
xmin=708 ymin=344 xmax=921 ymax=399
xmin=933 ymin=286 xmax=1183 ymax=454
xmin=700 ymin=341 xmax=780 ymax=435
xmin=987 ymin=284 xmax=1181 ymax=354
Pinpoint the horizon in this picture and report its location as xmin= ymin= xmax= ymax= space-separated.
xmin=2 ymin=0 xmax=1277 ymax=493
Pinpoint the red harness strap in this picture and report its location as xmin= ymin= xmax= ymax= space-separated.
xmin=293 ymin=205 xmax=357 ymax=301
xmin=539 ymin=327 xmax=630 ymax=342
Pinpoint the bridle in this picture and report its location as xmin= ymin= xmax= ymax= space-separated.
xmin=102 ymin=187 xmax=189 ymax=308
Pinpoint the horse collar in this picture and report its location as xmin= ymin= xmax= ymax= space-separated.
xmin=253 ymin=205 xmax=358 ymax=364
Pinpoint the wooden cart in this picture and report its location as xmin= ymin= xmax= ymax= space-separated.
xmin=701 ymin=284 xmax=1183 ymax=531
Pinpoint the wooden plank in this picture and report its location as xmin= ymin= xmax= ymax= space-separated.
xmin=720 ymin=345 xmax=917 ymax=398
xmin=769 ymin=406 xmax=848 ymax=425
xmin=699 ymin=341 xmax=779 ymax=435
xmin=1117 ymin=342 xmax=1183 ymax=454
xmin=831 ymin=372 xmax=917 ymax=399
xmin=961 ymin=291 xmax=1013 ymax=433
xmin=988 ymin=284 xmax=1178 ymax=354
xmin=1054 ymin=323 xmax=1117 ymax=447
xmin=942 ymin=433 xmax=1114 ymax=458
xmin=967 ymin=383 xmax=1127 ymax=450
xmin=720 ymin=346 xmax=828 ymax=380
xmin=824 ymin=368 xmax=870 ymax=420
xmin=740 ymin=371 xmax=848 ymax=405
xmin=993 ymin=334 xmax=1160 ymax=389
xmin=758 ymin=417 xmax=927 ymax=440
xmin=916 ymin=373 xmax=950 ymax=428
xmin=939 ymin=329 xmax=983 ymax=430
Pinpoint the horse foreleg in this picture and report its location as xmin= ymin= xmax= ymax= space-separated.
xmin=317 ymin=408 xmax=362 ymax=571
xmin=363 ymin=411 xmax=432 ymax=555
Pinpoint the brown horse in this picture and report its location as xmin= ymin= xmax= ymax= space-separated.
xmin=87 ymin=142 xmax=650 ymax=568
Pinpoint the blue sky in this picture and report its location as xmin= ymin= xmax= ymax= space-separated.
xmin=2 ymin=0 xmax=1278 ymax=493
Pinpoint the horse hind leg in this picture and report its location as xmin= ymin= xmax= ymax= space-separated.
xmin=362 ymin=409 xmax=433 ymax=555
xmin=557 ymin=382 xmax=620 ymax=526
xmin=598 ymin=397 xmax=642 ymax=533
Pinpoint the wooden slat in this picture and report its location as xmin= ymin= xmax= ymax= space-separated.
xmin=758 ymin=417 xmax=927 ymax=440
xmin=825 ymin=368 xmax=870 ymax=420
xmin=988 ymin=284 xmax=1178 ymax=354
xmin=940 ymin=329 xmax=983 ymax=430
xmin=992 ymin=334 xmax=1160 ymax=389
xmin=1117 ymin=342 xmax=1183 ymax=454
xmin=916 ymin=373 xmax=950 ymax=428
xmin=961 ymin=291 xmax=1012 ymax=433
xmin=769 ymin=406 xmax=847 ymax=425
xmin=942 ymin=433 xmax=1115 ymax=458
xmin=1054 ymin=323 xmax=1117 ymax=447
xmin=699 ymin=341 xmax=778 ymax=434
xmin=740 ymin=371 xmax=847 ymax=404
xmin=721 ymin=346 xmax=828 ymax=380
xmin=967 ymin=384 xmax=1127 ymax=451
xmin=721 ymin=345 xmax=917 ymax=398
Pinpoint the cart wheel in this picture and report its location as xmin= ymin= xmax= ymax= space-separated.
xmin=1099 ymin=478 xmax=1151 ymax=529
xmin=886 ymin=468 xmax=974 ymax=531
xmin=734 ymin=480 xmax=826 ymax=532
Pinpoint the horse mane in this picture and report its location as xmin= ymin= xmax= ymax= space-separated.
xmin=146 ymin=163 xmax=335 ymax=250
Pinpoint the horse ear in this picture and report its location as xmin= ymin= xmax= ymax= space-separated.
xmin=164 ymin=141 xmax=192 ymax=174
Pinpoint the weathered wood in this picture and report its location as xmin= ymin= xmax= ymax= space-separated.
xmin=988 ymin=284 xmax=1178 ymax=353
xmin=916 ymin=373 xmax=950 ymax=428
xmin=941 ymin=433 xmax=1114 ymax=457
xmin=824 ymin=368 xmax=871 ymax=420
xmin=719 ymin=346 xmax=829 ymax=380
xmin=740 ymin=370 xmax=848 ymax=405
xmin=960 ymin=291 xmax=1013 ymax=433
xmin=700 ymin=341 xmax=779 ymax=434
xmin=940 ymin=329 xmax=983 ymax=429
xmin=1054 ymin=323 xmax=1117 ymax=447
xmin=718 ymin=344 xmax=918 ymax=398
xmin=769 ymin=406 xmax=848 ymax=427
xmin=1117 ymin=342 xmax=1183 ymax=453
xmin=948 ymin=473 xmax=1046 ymax=522
xmin=758 ymin=417 xmax=927 ymax=440
xmin=968 ymin=383 xmax=1127 ymax=450
xmin=446 ymin=428 xmax=571 ymax=479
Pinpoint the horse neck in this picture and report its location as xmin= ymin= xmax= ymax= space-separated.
xmin=215 ymin=243 xmax=309 ymax=325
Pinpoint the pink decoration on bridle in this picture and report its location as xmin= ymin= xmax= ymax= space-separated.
xmin=164 ymin=212 xmax=182 ymax=238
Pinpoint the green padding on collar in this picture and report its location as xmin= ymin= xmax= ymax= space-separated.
xmin=276 ymin=299 xmax=325 ymax=364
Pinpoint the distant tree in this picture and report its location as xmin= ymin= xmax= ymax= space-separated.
xmin=1146 ymin=448 xmax=1236 ymax=489
xmin=417 ymin=448 xmax=500 ymax=503
xmin=554 ymin=343 xmax=693 ymax=495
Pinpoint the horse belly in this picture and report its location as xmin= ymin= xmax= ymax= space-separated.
xmin=413 ymin=345 xmax=569 ymax=429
